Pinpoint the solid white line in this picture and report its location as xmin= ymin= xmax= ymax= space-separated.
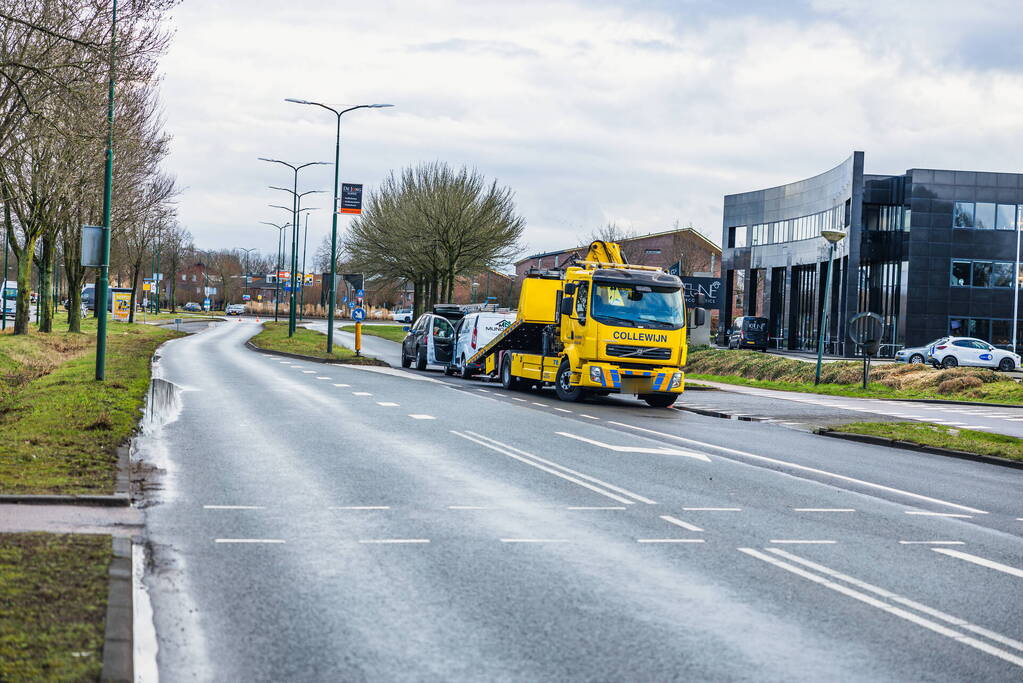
xmin=451 ymin=431 xmax=637 ymax=505
xmin=660 ymin=515 xmax=704 ymax=532
xmin=332 ymin=383 xmax=351 ymax=387
xmin=329 ymin=506 xmax=390 ymax=510
xmin=580 ymin=414 xmax=599 ymax=419
xmin=768 ymin=548 xmax=1023 ymax=655
xmin=409 ymin=414 xmax=435 ymax=420
xmin=359 ymin=539 xmax=430 ymax=544
xmin=203 ymin=505 xmax=264 ymax=510
xmin=899 ymin=541 xmax=965 ymax=545
xmin=683 ymin=507 xmax=742 ymax=511
xmin=932 ymin=548 xmax=1023 ymax=578
xmin=793 ymin=508 xmax=856 ymax=512
xmin=377 ymin=402 xmax=399 ymax=407
xmin=567 ymin=506 xmax=627 ymax=510
xmin=904 ymin=511 xmax=973 ymax=518
xmin=500 ymin=538 xmax=569 ymax=543
xmin=555 ymin=408 xmax=572 ymax=413
xmin=637 ymin=539 xmax=705 ymax=543
xmin=742 ymin=548 xmax=1023 ymax=668
xmin=609 ymin=421 xmax=988 ymax=514
xmin=463 ymin=431 xmax=657 ymax=504
xmin=215 ymin=539 xmax=285 ymax=544
xmin=353 ymin=391 xmax=372 ymax=396
xmin=768 ymin=540 xmax=837 ymax=544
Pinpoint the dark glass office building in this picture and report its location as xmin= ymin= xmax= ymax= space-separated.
xmin=720 ymin=152 xmax=1023 ymax=356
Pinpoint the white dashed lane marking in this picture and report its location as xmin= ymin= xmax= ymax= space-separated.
xmin=215 ymin=539 xmax=285 ymax=544
xmin=659 ymin=515 xmax=704 ymax=532
xmin=793 ymin=508 xmax=856 ymax=512
xmin=768 ymin=540 xmax=838 ymax=544
xmin=302 ymin=370 xmax=315 ymax=374
xmin=637 ymin=539 xmax=705 ymax=544
xmin=359 ymin=539 xmax=430 ymax=544
xmin=904 ymin=511 xmax=973 ymax=518
xmin=352 ymin=391 xmax=372 ymax=396
xmin=333 ymin=383 xmax=351 ymax=387
xmin=316 ymin=376 xmax=331 ymax=380
xmin=409 ymin=414 xmax=436 ymax=420
xmin=329 ymin=506 xmax=390 ymax=510
xmin=377 ymin=402 xmax=399 ymax=407
xmin=203 ymin=505 xmax=264 ymax=510
xmin=899 ymin=541 xmax=965 ymax=545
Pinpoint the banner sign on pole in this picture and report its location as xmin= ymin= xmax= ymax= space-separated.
xmin=339 ymin=183 xmax=363 ymax=214
xmin=679 ymin=276 xmax=722 ymax=308
xmin=111 ymin=288 xmax=132 ymax=322
xmin=80 ymin=225 xmax=105 ymax=267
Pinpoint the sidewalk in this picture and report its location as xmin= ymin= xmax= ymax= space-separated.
xmin=688 ymin=379 xmax=1023 ymax=438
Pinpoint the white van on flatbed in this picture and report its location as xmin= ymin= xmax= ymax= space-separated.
xmin=447 ymin=311 xmax=516 ymax=378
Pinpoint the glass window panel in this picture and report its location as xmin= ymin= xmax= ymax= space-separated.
xmin=975 ymin=202 xmax=996 ymax=229
xmin=970 ymin=319 xmax=990 ymax=341
xmin=953 ymin=201 xmax=975 ymax=227
xmin=951 ymin=261 xmax=971 ymax=286
xmin=992 ymin=262 xmax=1013 ymax=287
xmin=972 ymin=261 xmax=992 ymax=287
xmin=992 ymin=320 xmax=1011 ymax=346
xmin=949 ymin=318 xmax=966 ymax=335
xmin=996 ymin=204 xmax=1017 ymax=230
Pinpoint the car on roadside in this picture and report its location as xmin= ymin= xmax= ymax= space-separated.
xmin=390 ymin=308 xmax=413 ymax=324
xmin=183 ymin=302 xmax=201 ymax=312
xmin=447 ymin=311 xmax=516 ymax=378
xmin=927 ymin=336 xmax=1021 ymax=371
xmin=225 ymin=304 xmax=246 ymax=316
xmin=895 ymin=338 xmax=948 ymax=365
xmin=725 ymin=316 xmax=769 ymax=351
xmin=400 ymin=305 xmax=466 ymax=370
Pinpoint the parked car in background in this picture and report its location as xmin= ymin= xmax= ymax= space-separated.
xmin=400 ymin=305 xmax=466 ymax=370
xmin=895 ymin=338 xmax=948 ymax=364
xmin=447 ymin=311 xmax=516 ymax=378
xmin=226 ymin=304 xmax=246 ymax=316
xmin=927 ymin=336 xmax=1020 ymax=371
xmin=183 ymin=302 xmax=201 ymax=312
xmin=726 ymin=316 xmax=769 ymax=351
xmin=391 ymin=308 xmax=413 ymax=323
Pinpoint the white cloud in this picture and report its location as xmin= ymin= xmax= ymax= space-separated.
xmin=159 ymin=0 xmax=1023 ymax=261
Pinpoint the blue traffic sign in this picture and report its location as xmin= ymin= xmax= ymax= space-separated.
xmin=342 ymin=296 xmax=348 ymax=303
xmin=352 ymin=307 xmax=366 ymax=322
xmin=356 ymin=288 xmax=364 ymax=298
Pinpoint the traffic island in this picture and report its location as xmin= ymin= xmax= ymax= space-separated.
xmin=817 ymin=422 xmax=1023 ymax=469
xmin=0 ymin=319 xmax=184 ymax=496
xmin=0 ymin=533 xmax=114 ymax=682
xmin=338 ymin=323 xmax=407 ymax=343
xmin=247 ymin=321 xmax=386 ymax=365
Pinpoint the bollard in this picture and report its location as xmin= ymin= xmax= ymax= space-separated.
xmin=355 ymin=321 xmax=362 ymax=356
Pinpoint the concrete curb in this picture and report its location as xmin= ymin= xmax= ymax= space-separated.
xmin=673 ymin=405 xmax=770 ymax=422
xmin=101 ymin=537 xmax=133 ymax=682
xmin=0 ymin=494 xmax=130 ymax=506
xmin=814 ymin=428 xmax=1023 ymax=470
xmin=244 ymin=340 xmax=389 ymax=367
xmin=889 ymin=397 xmax=1023 ymax=409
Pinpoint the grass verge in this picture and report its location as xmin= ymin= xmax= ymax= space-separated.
xmin=249 ymin=322 xmax=385 ymax=364
xmin=0 ymin=318 xmax=184 ymax=495
xmin=830 ymin=421 xmax=1023 ymax=462
xmin=339 ymin=324 xmax=406 ymax=343
xmin=0 ymin=533 xmax=110 ymax=682
xmin=686 ymin=348 xmax=1023 ymax=404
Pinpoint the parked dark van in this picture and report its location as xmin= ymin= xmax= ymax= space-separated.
xmin=726 ymin=316 xmax=769 ymax=351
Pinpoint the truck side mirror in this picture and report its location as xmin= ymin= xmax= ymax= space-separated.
xmin=695 ymin=292 xmax=706 ymax=308
xmin=694 ymin=308 xmax=706 ymax=327
xmin=559 ymin=298 xmax=574 ymax=316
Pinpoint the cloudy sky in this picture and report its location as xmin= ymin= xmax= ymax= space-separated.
xmin=160 ymin=0 xmax=1023 ymax=263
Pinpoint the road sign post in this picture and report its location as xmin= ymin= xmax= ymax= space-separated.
xmin=848 ymin=312 xmax=885 ymax=389
xmin=352 ymin=305 xmax=366 ymax=356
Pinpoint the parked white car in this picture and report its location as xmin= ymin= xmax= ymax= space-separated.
xmin=895 ymin=338 xmax=948 ymax=364
xmin=390 ymin=308 xmax=413 ymax=323
xmin=447 ymin=311 xmax=516 ymax=378
xmin=927 ymin=336 xmax=1020 ymax=371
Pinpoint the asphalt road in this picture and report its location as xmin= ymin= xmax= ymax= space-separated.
xmin=141 ymin=320 xmax=1023 ymax=681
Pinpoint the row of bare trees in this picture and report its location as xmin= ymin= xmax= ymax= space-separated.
xmin=344 ymin=162 xmax=525 ymax=319
xmin=0 ymin=0 xmax=181 ymax=333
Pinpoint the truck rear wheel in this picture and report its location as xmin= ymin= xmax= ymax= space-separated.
xmin=501 ymin=356 xmax=523 ymax=390
xmin=555 ymin=360 xmax=585 ymax=402
xmin=641 ymin=393 xmax=679 ymax=408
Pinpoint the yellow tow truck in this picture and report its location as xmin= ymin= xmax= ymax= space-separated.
xmin=467 ymin=240 xmax=701 ymax=407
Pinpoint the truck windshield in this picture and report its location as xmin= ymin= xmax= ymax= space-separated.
xmin=590 ymin=284 xmax=685 ymax=329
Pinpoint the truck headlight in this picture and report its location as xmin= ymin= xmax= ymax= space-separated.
xmin=670 ymin=372 xmax=682 ymax=389
xmin=589 ymin=366 xmax=604 ymax=383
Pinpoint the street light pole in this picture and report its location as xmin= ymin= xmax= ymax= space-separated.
xmin=95 ymin=0 xmax=117 ymax=381
xmin=814 ymin=229 xmax=847 ymax=385
xmin=258 ymin=158 xmax=329 ymax=337
xmin=284 ymin=98 xmax=394 ymax=353
xmin=2 ymin=221 xmax=8 ymax=331
xmin=300 ymin=213 xmax=309 ymax=321
xmin=261 ymin=222 xmax=289 ymax=322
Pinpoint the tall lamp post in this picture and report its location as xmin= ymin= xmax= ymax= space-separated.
xmin=284 ymin=98 xmax=393 ymax=353
xmin=814 ymin=228 xmax=847 ymax=385
xmin=268 ymin=191 xmax=323 ymax=332
xmin=95 ymin=0 xmax=118 ymax=380
xmin=239 ymin=247 xmax=257 ymax=304
xmin=258 ymin=158 xmax=329 ymax=336
xmin=261 ymin=222 xmax=289 ymax=322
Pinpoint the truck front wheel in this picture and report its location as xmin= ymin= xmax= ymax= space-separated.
xmin=555 ymin=360 xmax=586 ymax=402
xmin=641 ymin=393 xmax=679 ymax=408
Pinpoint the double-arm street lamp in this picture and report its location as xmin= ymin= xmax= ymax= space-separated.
xmin=260 ymin=221 xmax=290 ymax=322
xmin=258 ymin=158 xmax=330 ymax=336
xmin=284 ymin=99 xmax=394 ymax=352
xmin=239 ymin=247 xmax=257 ymax=303
xmin=268 ymin=190 xmax=323 ymax=331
